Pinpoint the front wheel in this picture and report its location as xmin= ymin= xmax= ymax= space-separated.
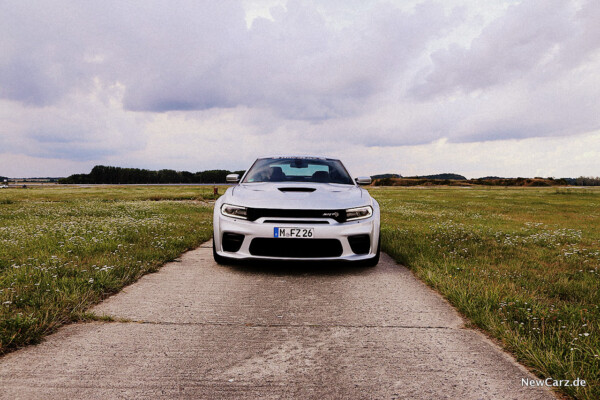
xmin=212 ymin=239 xmax=228 ymax=265
xmin=361 ymin=235 xmax=380 ymax=267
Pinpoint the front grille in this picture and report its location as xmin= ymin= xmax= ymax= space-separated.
xmin=249 ymin=238 xmax=343 ymax=258
xmin=263 ymin=220 xmax=330 ymax=224
xmin=222 ymin=232 xmax=245 ymax=252
xmin=247 ymin=208 xmax=347 ymax=223
xmin=348 ymin=234 xmax=371 ymax=254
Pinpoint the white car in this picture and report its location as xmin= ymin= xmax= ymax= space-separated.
xmin=213 ymin=156 xmax=380 ymax=266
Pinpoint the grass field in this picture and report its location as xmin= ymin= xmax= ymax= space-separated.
xmin=371 ymin=186 xmax=599 ymax=399
xmin=0 ymin=186 xmax=217 ymax=353
xmin=1 ymin=185 xmax=598 ymax=398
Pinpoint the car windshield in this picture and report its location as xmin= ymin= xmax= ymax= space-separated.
xmin=243 ymin=158 xmax=354 ymax=185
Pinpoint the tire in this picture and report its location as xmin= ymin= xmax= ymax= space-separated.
xmin=212 ymin=239 xmax=228 ymax=265
xmin=361 ymin=234 xmax=381 ymax=267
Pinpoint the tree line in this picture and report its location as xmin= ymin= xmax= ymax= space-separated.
xmin=58 ymin=165 xmax=246 ymax=184
xmin=573 ymin=176 xmax=600 ymax=186
xmin=372 ymin=176 xmax=600 ymax=187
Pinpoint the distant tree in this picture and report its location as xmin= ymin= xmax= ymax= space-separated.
xmin=371 ymin=173 xmax=401 ymax=180
xmin=180 ymin=171 xmax=194 ymax=183
xmin=560 ymin=178 xmax=577 ymax=185
xmin=194 ymin=169 xmax=231 ymax=183
xmin=373 ymin=176 xmax=571 ymax=187
xmin=60 ymin=166 xmax=243 ymax=184
xmin=407 ymin=173 xmax=466 ymax=180
xmin=157 ymin=169 xmax=178 ymax=183
xmin=58 ymin=173 xmax=91 ymax=184
xmin=575 ymin=176 xmax=600 ymax=186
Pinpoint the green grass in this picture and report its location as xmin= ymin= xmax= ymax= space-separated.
xmin=1 ymin=184 xmax=598 ymax=398
xmin=0 ymin=186 xmax=218 ymax=353
xmin=370 ymin=186 xmax=599 ymax=399
xmin=1 ymin=184 xmax=223 ymax=202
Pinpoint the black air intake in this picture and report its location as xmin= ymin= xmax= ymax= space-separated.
xmin=278 ymin=187 xmax=316 ymax=192
xmin=247 ymin=208 xmax=347 ymax=223
xmin=348 ymin=234 xmax=371 ymax=254
xmin=222 ymin=232 xmax=245 ymax=252
xmin=249 ymin=238 xmax=343 ymax=258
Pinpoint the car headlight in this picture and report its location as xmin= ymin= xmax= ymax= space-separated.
xmin=345 ymin=205 xmax=373 ymax=221
xmin=221 ymin=204 xmax=248 ymax=219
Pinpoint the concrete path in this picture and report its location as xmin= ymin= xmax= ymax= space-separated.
xmin=0 ymin=242 xmax=555 ymax=399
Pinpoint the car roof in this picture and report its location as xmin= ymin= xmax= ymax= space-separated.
xmin=257 ymin=155 xmax=340 ymax=161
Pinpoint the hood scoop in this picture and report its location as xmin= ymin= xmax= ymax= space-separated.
xmin=278 ymin=187 xmax=316 ymax=193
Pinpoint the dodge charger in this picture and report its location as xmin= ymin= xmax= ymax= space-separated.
xmin=213 ymin=156 xmax=380 ymax=265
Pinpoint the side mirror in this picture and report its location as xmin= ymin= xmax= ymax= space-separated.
xmin=355 ymin=176 xmax=372 ymax=185
xmin=226 ymin=174 xmax=240 ymax=183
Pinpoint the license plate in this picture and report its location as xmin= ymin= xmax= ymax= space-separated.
xmin=274 ymin=227 xmax=314 ymax=238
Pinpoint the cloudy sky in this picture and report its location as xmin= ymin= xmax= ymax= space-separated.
xmin=1 ymin=0 xmax=599 ymax=178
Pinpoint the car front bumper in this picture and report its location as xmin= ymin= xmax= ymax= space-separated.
xmin=213 ymin=212 xmax=379 ymax=261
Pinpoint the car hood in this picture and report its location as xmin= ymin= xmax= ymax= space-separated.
xmin=227 ymin=182 xmax=370 ymax=209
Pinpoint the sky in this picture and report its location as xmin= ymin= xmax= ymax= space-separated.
xmin=1 ymin=0 xmax=599 ymax=178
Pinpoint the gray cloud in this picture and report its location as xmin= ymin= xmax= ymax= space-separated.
xmin=1 ymin=0 xmax=453 ymax=119
xmin=0 ymin=80 xmax=144 ymax=162
xmin=1 ymin=0 xmax=600 ymax=177
xmin=0 ymin=2 xmax=88 ymax=105
xmin=410 ymin=0 xmax=577 ymax=99
xmin=116 ymin=0 xmax=455 ymax=120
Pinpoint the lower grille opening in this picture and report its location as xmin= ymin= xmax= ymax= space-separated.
xmin=348 ymin=234 xmax=371 ymax=255
xmin=222 ymin=232 xmax=245 ymax=252
xmin=249 ymin=238 xmax=343 ymax=258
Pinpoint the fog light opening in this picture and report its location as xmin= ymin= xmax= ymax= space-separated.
xmin=222 ymin=232 xmax=245 ymax=252
xmin=348 ymin=234 xmax=371 ymax=255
